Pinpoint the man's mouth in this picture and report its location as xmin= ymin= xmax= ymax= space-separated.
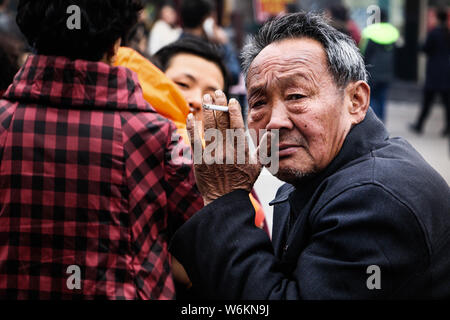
xmin=278 ymin=143 xmax=303 ymax=158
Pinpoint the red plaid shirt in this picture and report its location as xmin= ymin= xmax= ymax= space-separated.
xmin=0 ymin=55 xmax=203 ymax=299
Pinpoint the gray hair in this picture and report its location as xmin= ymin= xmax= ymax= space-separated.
xmin=241 ymin=12 xmax=368 ymax=88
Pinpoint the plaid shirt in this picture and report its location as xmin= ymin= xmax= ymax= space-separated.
xmin=0 ymin=55 xmax=203 ymax=299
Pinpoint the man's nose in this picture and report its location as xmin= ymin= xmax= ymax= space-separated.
xmin=265 ymin=101 xmax=293 ymax=130
xmin=187 ymin=93 xmax=203 ymax=113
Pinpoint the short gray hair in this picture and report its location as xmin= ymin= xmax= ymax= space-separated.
xmin=241 ymin=12 xmax=368 ymax=88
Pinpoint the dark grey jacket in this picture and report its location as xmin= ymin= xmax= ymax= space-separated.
xmin=170 ymin=109 xmax=450 ymax=299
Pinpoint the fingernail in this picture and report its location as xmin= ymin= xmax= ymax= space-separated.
xmin=229 ymin=98 xmax=238 ymax=105
xmin=203 ymin=94 xmax=212 ymax=103
xmin=187 ymin=113 xmax=194 ymax=121
xmin=215 ymin=90 xmax=224 ymax=97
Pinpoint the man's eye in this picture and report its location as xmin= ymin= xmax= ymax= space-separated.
xmin=287 ymin=94 xmax=305 ymax=101
xmin=251 ymin=101 xmax=265 ymax=109
xmin=175 ymin=82 xmax=189 ymax=89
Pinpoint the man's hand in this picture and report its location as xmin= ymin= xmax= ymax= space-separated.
xmin=172 ymin=257 xmax=192 ymax=288
xmin=186 ymin=91 xmax=269 ymax=205
xmin=211 ymin=25 xmax=229 ymax=45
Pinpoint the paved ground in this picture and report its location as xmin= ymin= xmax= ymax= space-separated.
xmin=385 ymin=101 xmax=449 ymax=183
xmin=254 ymin=100 xmax=450 ymax=235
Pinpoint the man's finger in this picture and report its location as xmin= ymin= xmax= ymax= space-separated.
xmin=229 ymin=98 xmax=245 ymax=129
xmin=202 ymin=94 xmax=218 ymax=132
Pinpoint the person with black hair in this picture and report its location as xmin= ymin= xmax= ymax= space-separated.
xmin=0 ymin=32 xmax=24 ymax=96
xmin=123 ymin=21 xmax=151 ymax=57
xmin=15 ymin=0 xmax=141 ymax=62
xmin=325 ymin=2 xmax=360 ymax=45
xmin=179 ymin=0 xmax=241 ymax=86
xmin=180 ymin=0 xmax=213 ymax=34
xmin=326 ymin=3 xmax=351 ymax=37
xmin=360 ymin=9 xmax=399 ymax=123
xmin=410 ymin=8 xmax=450 ymax=136
xmin=148 ymin=3 xmax=181 ymax=55
xmin=154 ymin=37 xmax=267 ymax=232
xmin=155 ymin=36 xmax=230 ymax=109
xmin=0 ymin=0 xmax=203 ymax=299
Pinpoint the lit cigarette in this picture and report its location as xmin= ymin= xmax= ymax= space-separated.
xmin=203 ymin=104 xmax=229 ymax=112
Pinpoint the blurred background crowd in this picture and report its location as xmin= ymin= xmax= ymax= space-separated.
xmin=1 ymin=0 xmax=449 ymax=230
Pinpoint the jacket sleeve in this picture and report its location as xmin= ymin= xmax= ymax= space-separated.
xmin=163 ymin=122 xmax=203 ymax=229
xmin=169 ymin=185 xmax=429 ymax=299
xmin=422 ymin=33 xmax=432 ymax=55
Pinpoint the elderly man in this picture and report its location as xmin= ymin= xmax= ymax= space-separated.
xmin=170 ymin=13 xmax=450 ymax=299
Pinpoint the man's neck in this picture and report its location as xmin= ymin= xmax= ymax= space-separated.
xmin=183 ymin=27 xmax=205 ymax=38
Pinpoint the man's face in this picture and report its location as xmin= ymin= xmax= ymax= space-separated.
xmin=161 ymin=6 xmax=177 ymax=26
xmin=247 ymin=38 xmax=354 ymax=184
xmin=165 ymin=53 xmax=225 ymax=121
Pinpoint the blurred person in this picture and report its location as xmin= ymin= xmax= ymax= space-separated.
xmin=124 ymin=21 xmax=150 ymax=57
xmin=0 ymin=0 xmax=202 ymax=299
xmin=325 ymin=3 xmax=361 ymax=44
xmin=0 ymin=45 xmax=17 ymax=97
xmin=170 ymin=12 xmax=450 ymax=299
xmin=180 ymin=0 xmax=241 ymax=86
xmin=154 ymin=37 xmax=267 ymax=231
xmin=325 ymin=3 xmax=350 ymax=36
xmin=0 ymin=0 xmax=10 ymax=31
xmin=410 ymin=8 xmax=450 ymax=136
xmin=148 ymin=3 xmax=182 ymax=55
xmin=347 ymin=14 xmax=361 ymax=45
xmin=0 ymin=32 xmax=25 ymax=96
xmin=0 ymin=0 xmax=20 ymax=36
xmin=360 ymin=9 xmax=399 ymax=123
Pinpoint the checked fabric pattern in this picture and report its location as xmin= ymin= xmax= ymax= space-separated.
xmin=0 ymin=55 xmax=203 ymax=299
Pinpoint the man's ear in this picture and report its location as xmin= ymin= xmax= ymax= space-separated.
xmin=102 ymin=38 xmax=122 ymax=65
xmin=109 ymin=38 xmax=122 ymax=63
xmin=346 ymin=81 xmax=370 ymax=125
xmin=112 ymin=38 xmax=122 ymax=56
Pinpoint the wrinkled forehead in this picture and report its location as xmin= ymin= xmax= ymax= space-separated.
xmin=247 ymin=38 xmax=330 ymax=87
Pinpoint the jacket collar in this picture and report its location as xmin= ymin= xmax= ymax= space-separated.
xmin=3 ymin=54 xmax=153 ymax=112
xmin=270 ymin=108 xmax=390 ymax=205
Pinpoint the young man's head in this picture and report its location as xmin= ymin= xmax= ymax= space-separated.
xmin=180 ymin=0 xmax=213 ymax=30
xmin=16 ymin=0 xmax=143 ymax=63
xmin=154 ymin=37 xmax=229 ymax=115
xmin=436 ymin=8 xmax=448 ymax=25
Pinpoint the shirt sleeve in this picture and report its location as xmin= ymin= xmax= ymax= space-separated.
xmin=163 ymin=122 xmax=204 ymax=231
xmin=169 ymin=184 xmax=429 ymax=299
